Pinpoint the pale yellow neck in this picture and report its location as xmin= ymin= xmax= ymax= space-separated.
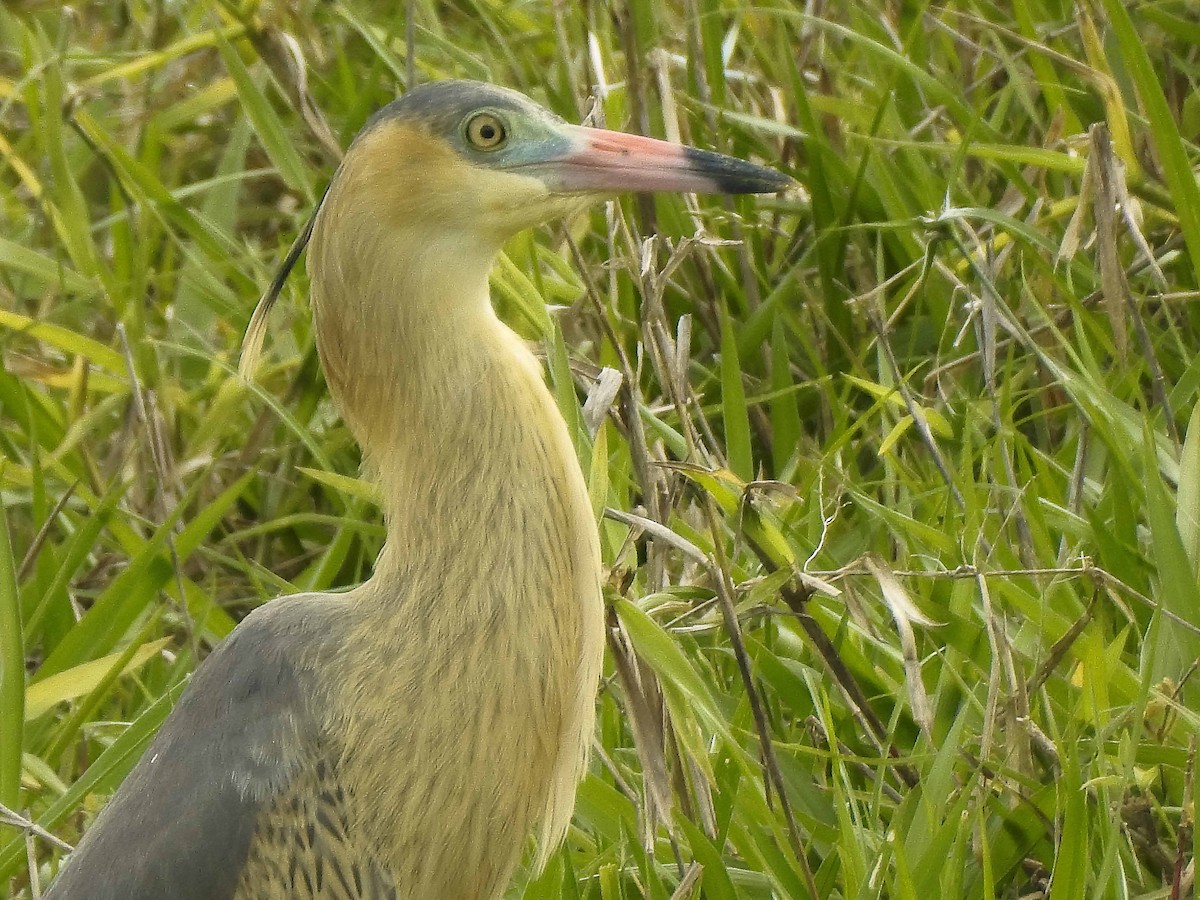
xmin=308 ymin=191 xmax=605 ymax=887
xmin=307 ymin=206 xmax=596 ymax=609
xmin=365 ymin=308 xmax=578 ymax=591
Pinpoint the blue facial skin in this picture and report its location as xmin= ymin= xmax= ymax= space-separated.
xmin=360 ymin=80 xmax=574 ymax=173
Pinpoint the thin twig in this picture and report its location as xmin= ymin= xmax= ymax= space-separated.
xmin=17 ymin=481 xmax=78 ymax=581
xmin=0 ymin=803 xmax=74 ymax=853
xmin=668 ymin=863 xmax=704 ymax=900
xmin=116 ymin=325 xmax=198 ymax=660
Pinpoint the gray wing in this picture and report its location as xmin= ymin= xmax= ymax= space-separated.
xmin=45 ymin=597 xmax=337 ymax=900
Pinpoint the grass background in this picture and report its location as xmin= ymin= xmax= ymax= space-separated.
xmin=2 ymin=0 xmax=1199 ymax=896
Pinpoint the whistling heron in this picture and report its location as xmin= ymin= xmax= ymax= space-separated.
xmin=45 ymin=80 xmax=789 ymax=899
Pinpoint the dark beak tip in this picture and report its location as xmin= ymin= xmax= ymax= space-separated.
xmin=681 ymin=145 xmax=795 ymax=195
xmin=720 ymin=170 xmax=796 ymax=195
xmin=761 ymin=172 xmax=799 ymax=194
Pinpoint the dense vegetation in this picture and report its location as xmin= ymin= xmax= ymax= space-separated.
xmin=2 ymin=0 xmax=1199 ymax=896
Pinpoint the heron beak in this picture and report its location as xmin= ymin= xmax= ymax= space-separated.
xmin=523 ymin=124 xmax=793 ymax=195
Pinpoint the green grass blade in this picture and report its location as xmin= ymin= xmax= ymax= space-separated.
xmin=0 ymin=484 xmax=23 ymax=809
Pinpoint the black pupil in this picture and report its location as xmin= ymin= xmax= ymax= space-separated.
xmin=480 ymin=123 xmax=496 ymax=141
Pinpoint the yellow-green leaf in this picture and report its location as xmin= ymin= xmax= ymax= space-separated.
xmin=25 ymin=639 xmax=172 ymax=720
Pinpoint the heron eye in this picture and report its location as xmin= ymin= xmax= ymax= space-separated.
xmin=465 ymin=113 xmax=507 ymax=151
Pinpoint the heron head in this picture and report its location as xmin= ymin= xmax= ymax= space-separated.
xmin=239 ymin=80 xmax=791 ymax=379
xmin=333 ymin=79 xmax=793 ymax=245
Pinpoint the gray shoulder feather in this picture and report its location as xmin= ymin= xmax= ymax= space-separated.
xmin=44 ymin=596 xmax=341 ymax=900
